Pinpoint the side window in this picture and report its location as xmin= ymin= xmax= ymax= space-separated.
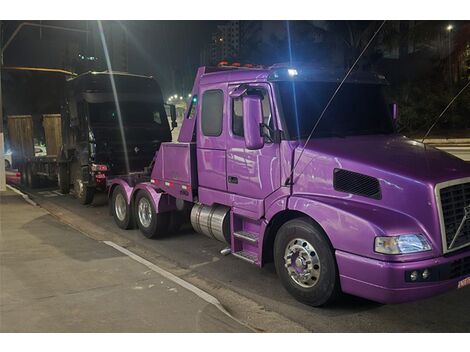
xmin=201 ymin=90 xmax=224 ymax=137
xmin=232 ymin=89 xmax=273 ymax=141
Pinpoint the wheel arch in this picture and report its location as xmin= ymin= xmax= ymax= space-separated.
xmin=262 ymin=209 xmax=331 ymax=266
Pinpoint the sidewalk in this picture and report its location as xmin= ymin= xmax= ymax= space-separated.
xmin=0 ymin=189 xmax=250 ymax=332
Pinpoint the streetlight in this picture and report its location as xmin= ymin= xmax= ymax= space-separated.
xmin=446 ymin=24 xmax=454 ymax=86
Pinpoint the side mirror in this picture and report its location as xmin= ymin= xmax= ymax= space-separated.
xmin=165 ymin=103 xmax=178 ymax=129
xmin=243 ymin=95 xmax=264 ymax=150
xmin=390 ymin=103 xmax=398 ymax=122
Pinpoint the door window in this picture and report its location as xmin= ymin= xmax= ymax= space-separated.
xmin=201 ymin=90 xmax=224 ymax=137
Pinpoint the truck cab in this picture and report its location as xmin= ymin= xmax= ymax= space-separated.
xmin=109 ymin=64 xmax=470 ymax=306
xmin=59 ymin=71 xmax=173 ymax=204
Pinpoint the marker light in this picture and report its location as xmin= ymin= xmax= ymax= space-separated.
xmin=287 ymin=68 xmax=298 ymax=76
xmin=374 ymin=234 xmax=431 ymax=255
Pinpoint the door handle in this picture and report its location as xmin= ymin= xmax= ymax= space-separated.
xmin=228 ymin=176 xmax=238 ymax=184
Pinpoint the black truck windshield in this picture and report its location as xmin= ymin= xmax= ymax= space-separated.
xmin=276 ymin=81 xmax=395 ymax=139
xmin=88 ymin=101 xmax=166 ymax=127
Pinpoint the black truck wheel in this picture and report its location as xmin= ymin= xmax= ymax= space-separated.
xmin=75 ymin=178 xmax=95 ymax=205
xmin=134 ymin=191 xmax=170 ymax=238
xmin=25 ymin=164 xmax=39 ymax=189
xmin=274 ymin=217 xmax=341 ymax=307
xmin=57 ymin=164 xmax=70 ymax=194
xmin=111 ymin=186 xmax=134 ymax=230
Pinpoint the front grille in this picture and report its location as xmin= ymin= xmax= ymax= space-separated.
xmin=333 ymin=169 xmax=381 ymax=199
xmin=438 ymin=181 xmax=470 ymax=252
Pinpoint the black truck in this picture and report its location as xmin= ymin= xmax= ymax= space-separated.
xmin=25 ymin=71 xmax=175 ymax=204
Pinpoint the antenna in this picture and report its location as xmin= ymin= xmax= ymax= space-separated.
xmin=421 ymin=80 xmax=470 ymax=144
xmin=284 ymin=21 xmax=386 ymax=186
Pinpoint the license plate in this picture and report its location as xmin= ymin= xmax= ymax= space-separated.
xmin=458 ymin=277 xmax=470 ymax=289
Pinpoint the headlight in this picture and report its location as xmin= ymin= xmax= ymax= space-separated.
xmin=374 ymin=234 xmax=431 ymax=254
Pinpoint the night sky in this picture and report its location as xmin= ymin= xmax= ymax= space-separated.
xmin=1 ymin=20 xmax=220 ymax=95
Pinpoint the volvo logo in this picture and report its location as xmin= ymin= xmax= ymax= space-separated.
xmin=449 ymin=204 xmax=470 ymax=249
xmin=134 ymin=146 xmax=140 ymax=154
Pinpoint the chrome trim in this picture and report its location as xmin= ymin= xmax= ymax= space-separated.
xmin=435 ymin=176 xmax=470 ymax=254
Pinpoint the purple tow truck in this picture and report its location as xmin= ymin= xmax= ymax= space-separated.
xmin=108 ymin=64 xmax=470 ymax=306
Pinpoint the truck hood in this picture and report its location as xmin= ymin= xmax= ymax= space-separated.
xmin=296 ymin=134 xmax=470 ymax=185
xmin=292 ymin=134 xmax=470 ymax=257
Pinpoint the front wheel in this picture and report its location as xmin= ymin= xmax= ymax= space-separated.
xmin=274 ymin=217 xmax=341 ymax=307
xmin=134 ymin=191 xmax=170 ymax=238
xmin=75 ymin=177 xmax=95 ymax=205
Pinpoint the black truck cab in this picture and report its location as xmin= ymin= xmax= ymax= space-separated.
xmin=59 ymin=71 xmax=173 ymax=204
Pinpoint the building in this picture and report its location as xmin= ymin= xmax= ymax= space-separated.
xmin=201 ymin=21 xmax=240 ymax=65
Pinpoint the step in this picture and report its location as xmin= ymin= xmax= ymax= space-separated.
xmin=233 ymin=231 xmax=259 ymax=244
xmin=232 ymin=250 xmax=259 ymax=265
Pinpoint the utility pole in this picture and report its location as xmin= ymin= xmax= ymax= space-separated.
xmin=0 ymin=21 xmax=88 ymax=192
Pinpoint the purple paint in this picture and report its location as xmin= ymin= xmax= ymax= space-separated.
xmin=109 ymin=65 xmax=470 ymax=305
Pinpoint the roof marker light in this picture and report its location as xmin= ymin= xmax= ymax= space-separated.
xmin=288 ymin=68 xmax=298 ymax=77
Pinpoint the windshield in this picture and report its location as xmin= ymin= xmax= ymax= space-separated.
xmin=276 ymin=81 xmax=395 ymax=139
xmin=88 ymin=101 xmax=167 ymax=128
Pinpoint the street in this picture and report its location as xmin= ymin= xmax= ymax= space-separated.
xmin=3 ymin=184 xmax=468 ymax=333
xmin=0 ymin=188 xmax=252 ymax=332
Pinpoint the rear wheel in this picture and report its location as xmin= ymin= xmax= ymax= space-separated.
xmin=111 ymin=186 xmax=134 ymax=229
xmin=57 ymin=164 xmax=70 ymax=194
xmin=274 ymin=217 xmax=341 ymax=307
xmin=134 ymin=191 xmax=170 ymax=238
xmin=75 ymin=177 xmax=95 ymax=205
xmin=25 ymin=164 xmax=39 ymax=189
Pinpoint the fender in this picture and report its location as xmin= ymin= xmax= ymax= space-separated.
xmin=133 ymin=182 xmax=177 ymax=214
xmin=108 ymin=178 xmax=134 ymax=204
xmin=287 ymin=194 xmax=439 ymax=262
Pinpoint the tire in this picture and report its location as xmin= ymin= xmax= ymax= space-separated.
xmin=26 ymin=164 xmax=39 ymax=189
xmin=111 ymin=186 xmax=134 ymax=229
xmin=75 ymin=177 xmax=95 ymax=205
xmin=134 ymin=191 xmax=170 ymax=238
xmin=274 ymin=217 xmax=341 ymax=307
xmin=57 ymin=164 xmax=70 ymax=194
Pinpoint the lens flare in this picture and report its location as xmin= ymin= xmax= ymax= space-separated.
xmin=97 ymin=20 xmax=130 ymax=175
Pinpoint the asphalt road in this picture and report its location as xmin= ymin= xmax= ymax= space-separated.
xmin=19 ymin=186 xmax=470 ymax=333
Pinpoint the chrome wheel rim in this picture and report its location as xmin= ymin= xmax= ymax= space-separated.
xmin=138 ymin=197 xmax=152 ymax=228
xmin=284 ymin=238 xmax=321 ymax=288
xmin=115 ymin=193 xmax=127 ymax=221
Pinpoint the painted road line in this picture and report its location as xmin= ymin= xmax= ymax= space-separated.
xmin=103 ymin=240 xmax=255 ymax=332
xmin=6 ymin=185 xmax=37 ymax=206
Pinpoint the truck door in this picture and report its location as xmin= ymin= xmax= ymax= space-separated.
xmin=197 ymin=84 xmax=228 ymax=192
xmin=226 ymin=84 xmax=281 ymax=200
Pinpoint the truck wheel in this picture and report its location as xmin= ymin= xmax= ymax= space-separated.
xmin=274 ymin=218 xmax=341 ymax=307
xmin=76 ymin=178 xmax=95 ymax=205
xmin=111 ymin=186 xmax=134 ymax=230
xmin=26 ymin=164 xmax=39 ymax=189
xmin=57 ymin=164 xmax=70 ymax=194
xmin=134 ymin=191 xmax=169 ymax=238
